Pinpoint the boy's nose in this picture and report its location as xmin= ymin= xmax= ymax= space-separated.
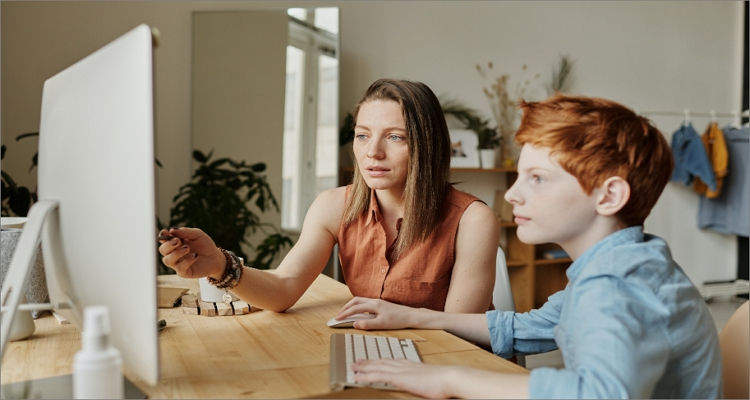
xmin=504 ymin=182 xmax=521 ymax=205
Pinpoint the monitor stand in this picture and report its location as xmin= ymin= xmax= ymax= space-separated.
xmin=0 ymin=374 xmax=146 ymax=399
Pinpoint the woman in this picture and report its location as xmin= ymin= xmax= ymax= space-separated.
xmin=158 ymin=78 xmax=498 ymax=313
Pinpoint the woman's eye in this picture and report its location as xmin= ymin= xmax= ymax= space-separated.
xmin=388 ymin=134 xmax=405 ymax=142
xmin=354 ymin=133 xmax=368 ymax=141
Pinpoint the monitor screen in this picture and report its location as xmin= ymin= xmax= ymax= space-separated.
xmin=2 ymin=24 xmax=160 ymax=386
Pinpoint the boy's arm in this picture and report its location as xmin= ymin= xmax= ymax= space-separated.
xmin=337 ymin=290 xmax=566 ymax=354
xmin=488 ymin=290 xmax=564 ymax=357
xmin=336 ymin=297 xmax=492 ymax=347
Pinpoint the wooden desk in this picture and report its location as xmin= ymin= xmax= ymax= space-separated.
xmin=2 ymin=274 xmax=527 ymax=398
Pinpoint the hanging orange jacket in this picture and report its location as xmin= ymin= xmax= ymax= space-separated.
xmin=693 ymin=122 xmax=728 ymax=198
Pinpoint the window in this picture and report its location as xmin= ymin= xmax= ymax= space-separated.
xmin=282 ymin=8 xmax=339 ymax=231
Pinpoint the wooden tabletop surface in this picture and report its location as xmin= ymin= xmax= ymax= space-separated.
xmin=2 ymin=274 xmax=527 ymax=398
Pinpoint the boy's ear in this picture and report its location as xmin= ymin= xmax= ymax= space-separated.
xmin=595 ymin=176 xmax=630 ymax=216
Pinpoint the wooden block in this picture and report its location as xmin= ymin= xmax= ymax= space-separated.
xmin=181 ymin=294 xmax=199 ymax=315
xmin=198 ymin=300 xmax=217 ymax=316
xmin=182 ymin=306 xmax=199 ymax=315
xmin=216 ymin=301 xmax=233 ymax=316
xmin=158 ymin=286 xmax=189 ymax=308
xmin=231 ymin=300 xmax=250 ymax=315
xmin=181 ymin=294 xmax=198 ymax=307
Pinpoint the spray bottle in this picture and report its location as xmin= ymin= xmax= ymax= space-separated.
xmin=73 ymin=306 xmax=123 ymax=399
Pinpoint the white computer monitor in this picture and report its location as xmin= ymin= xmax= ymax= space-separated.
xmin=0 ymin=24 xmax=159 ymax=387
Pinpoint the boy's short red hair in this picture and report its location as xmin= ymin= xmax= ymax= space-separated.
xmin=515 ymin=95 xmax=673 ymax=227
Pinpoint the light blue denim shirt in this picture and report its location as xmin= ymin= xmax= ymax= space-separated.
xmin=486 ymin=227 xmax=722 ymax=398
xmin=670 ymin=123 xmax=717 ymax=191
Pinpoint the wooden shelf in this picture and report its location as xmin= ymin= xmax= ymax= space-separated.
xmin=535 ymin=258 xmax=573 ymax=265
xmin=506 ymin=260 xmax=527 ymax=268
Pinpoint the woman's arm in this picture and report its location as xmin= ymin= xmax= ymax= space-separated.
xmin=160 ymin=186 xmax=346 ymax=312
xmin=443 ymin=201 xmax=499 ymax=312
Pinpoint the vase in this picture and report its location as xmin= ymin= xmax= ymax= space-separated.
xmin=1 ymin=218 xmax=49 ymax=318
xmin=500 ymin=139 xmax=520 ymax=168
xmin=479 ymin=148 xmax=496 ymax=169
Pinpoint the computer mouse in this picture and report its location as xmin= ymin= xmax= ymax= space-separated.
xmin=326 ymin=313 xmax=376 ymax=328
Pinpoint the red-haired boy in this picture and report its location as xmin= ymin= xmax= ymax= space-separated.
xmin=336 ymin=95 xmax=722 ymax=398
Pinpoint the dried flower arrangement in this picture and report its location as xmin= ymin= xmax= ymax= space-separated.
xmin=476 ymin=62 xmax=540 ymax=166
xmin=546 ymin=54 xmax=575 ymax=95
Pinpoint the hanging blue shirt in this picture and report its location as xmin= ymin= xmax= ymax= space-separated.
xmin=670 ymin=123 xmax=717 ymax=191
xmin=486 ymin=227 xmax=722 ymax=398
xmin=698 ymin=126 xmax=749 ymax=236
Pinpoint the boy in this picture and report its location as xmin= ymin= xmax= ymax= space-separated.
xmin=335 ymin=95 xmax=723 ymax=398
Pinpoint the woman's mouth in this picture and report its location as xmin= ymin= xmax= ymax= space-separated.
xmin=365 ymin=166 xmax=390 ymax=177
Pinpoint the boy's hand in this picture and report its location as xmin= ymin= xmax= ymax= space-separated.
xmin=335 ymin=297 xmax=417 ymax=330
xmin=352 ymin=359 xmax=453 ymax=398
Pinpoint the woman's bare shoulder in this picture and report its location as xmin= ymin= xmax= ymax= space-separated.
xmin=305 ymin=186 xmax=349 ymax=231
xmin=460 ymin=201 xmax=498 ymax=230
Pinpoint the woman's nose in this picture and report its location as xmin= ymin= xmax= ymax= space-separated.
xmin=366 ymin=141 xmax=385 ymax=159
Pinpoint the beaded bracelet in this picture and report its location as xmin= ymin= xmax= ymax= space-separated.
xmin=207 ymin=248 xmax=244 ymax=290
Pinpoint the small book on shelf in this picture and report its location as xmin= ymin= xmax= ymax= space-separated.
xmin=542 ymin=249 xmax=569 ymax=260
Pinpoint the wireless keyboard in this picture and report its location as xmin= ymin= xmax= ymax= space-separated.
xmin=329 ymin=333 xmax=422 ymax=391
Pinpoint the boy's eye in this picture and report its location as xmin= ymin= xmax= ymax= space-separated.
xmin=531 ymin=174 xmax=544 ymax=184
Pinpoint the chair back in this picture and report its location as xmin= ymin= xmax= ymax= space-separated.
xmin=719 ymin=300 xmax=749 ymax=399
xmin=493 ymin=247 xmax=515 ymax=312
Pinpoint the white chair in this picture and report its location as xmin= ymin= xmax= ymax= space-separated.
xmin=493 ymin=247 xmax=525 ymax=367
xmin=719 ymin=300 xmax=749 ymax=399
xmin=493 ymin=247 xmax=516 ymax=312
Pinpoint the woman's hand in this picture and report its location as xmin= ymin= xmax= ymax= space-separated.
xmin=157 ymin=227 xmax=225 ymax=279
xmin=335 ymin=297 xmax=420 ymax=330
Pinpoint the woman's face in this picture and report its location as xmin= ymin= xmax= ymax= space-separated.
xmin=352 ymin=99 xmax=410 ymax=192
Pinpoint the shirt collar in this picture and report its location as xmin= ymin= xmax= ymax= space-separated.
xmin=566 ymin=226 xmax=644 ymax=281
xmin=366 ymin=189 xmax=381 ymax=226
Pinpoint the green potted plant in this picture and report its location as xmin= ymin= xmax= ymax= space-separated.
xmin=167 ymin=150 xmax=293 ymax=272
xmin=1 ymin=132 xmax=39 ymax=217
xmin=442 ymin=101 xmax=500 ymax=168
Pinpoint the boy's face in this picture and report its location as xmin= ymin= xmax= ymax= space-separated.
xmin=505 ymin=144 xmax=601 ymax=255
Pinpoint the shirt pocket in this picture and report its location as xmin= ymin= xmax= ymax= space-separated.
xmin=382 ymin=275 xmax=451 ymax=310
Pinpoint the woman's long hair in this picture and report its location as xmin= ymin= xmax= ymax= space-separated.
xmin=343 ymin=79 xmax=451 ymax=260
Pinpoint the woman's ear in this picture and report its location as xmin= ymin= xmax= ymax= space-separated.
xmin=595 ymin=176 xmax=630 ymax=216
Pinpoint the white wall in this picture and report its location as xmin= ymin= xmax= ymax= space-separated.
xmin=1 ymin=0 xmax=296 ymax=223
xmin=2 ymin=1 xmax=743 ymax=285
xmin=337 ymin=1 xmax=744 ymax=286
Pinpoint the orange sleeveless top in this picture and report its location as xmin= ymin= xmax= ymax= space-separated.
xmin=338 ymin=186 xmax=480 ymax=311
